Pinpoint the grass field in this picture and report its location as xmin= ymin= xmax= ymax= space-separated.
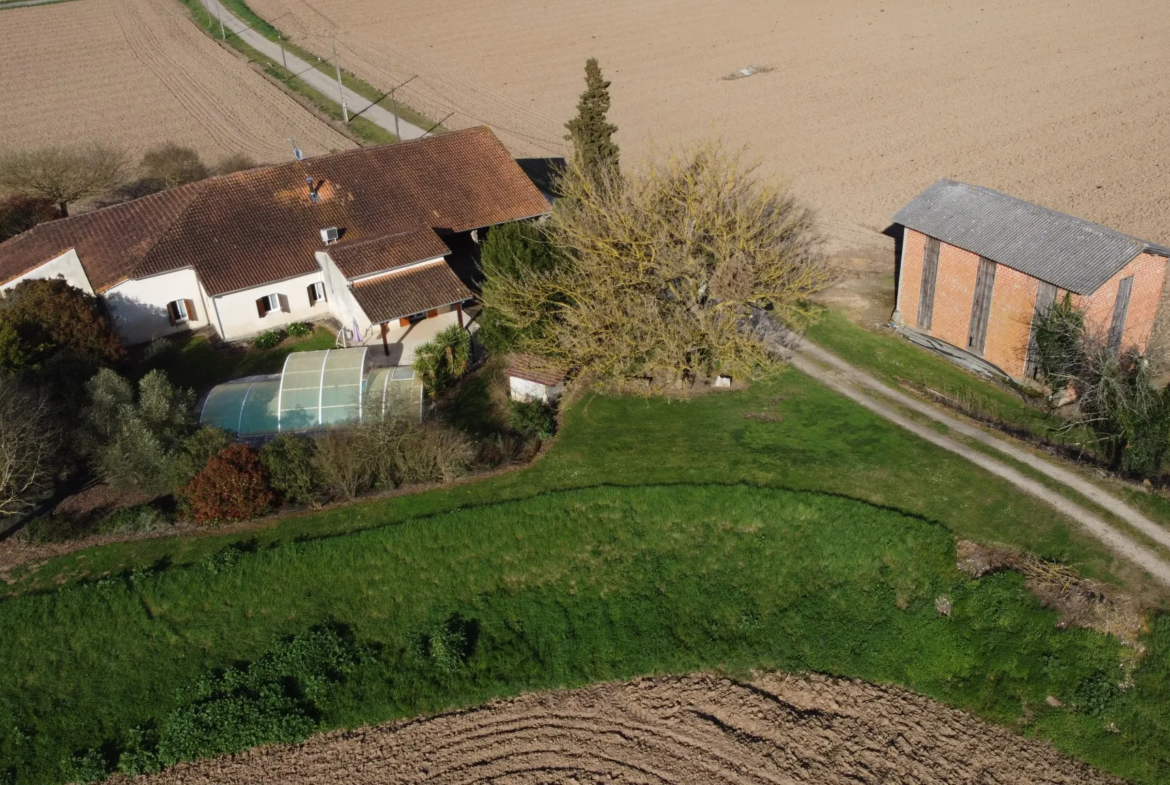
xmin=805 ymin=311 xmax=1170 ymax=529
xmin=7 ymin=365 xmax=1153 ymax=598
xmin=2 ymin=485 xmax=1169 ymax=783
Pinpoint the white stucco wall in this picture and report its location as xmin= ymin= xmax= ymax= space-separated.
xmin=509 ymin=375 xmax=564 ymax=403
xmin=317 ymin=251 xmax=371 ymax=341
xmin=210 ymin=271 xmax=329 ymax=342
xmin=102 ymin=267 xmax=203 ymax=346
xmin=1 ymin=248 xmax=94 ymax=295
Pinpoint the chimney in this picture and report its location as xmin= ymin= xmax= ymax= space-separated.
xmin=306 ymin=177 xmax=319 ymax=203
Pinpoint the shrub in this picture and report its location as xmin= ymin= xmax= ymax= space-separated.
xmin=260 ymin=433 xmax=317 ymax=505
xmin=401 ymin=422 xmax=476 ymax=484
xmin=508 ymin=399 xmax=557 ymax=440
xmin=95 ymin=504 xmax=172 ymax=536
xmin=311 ymin=427 xmax=371 ymax=499
xmin=180 ymin=443 xmax=273 ymax=525
xmin=142 ymin=336 xmax=175 ymax=363
xmin=175 ymin=426 xmax=234 ymax=485
xmin=139 ymin=143 xmax=209 ymax=189
xmin=252 ymin=329 xmax=284 ymax=350
xmin=0 ymin=277 xmax=123 ymax=366
xmin=77 ymin=625 xmax=367 ymax=774
xmin=16 ymin=514 xmax=84 ymax=544
xmin=215 ymin=152 xmax=257 ymax=175
xmin=286 ymin=322 xmax=313 ymax=338
xmin=84 ymin=369 xmax=196 ymax=495
xmin=0 ymin=194 xmax=58 ymax=242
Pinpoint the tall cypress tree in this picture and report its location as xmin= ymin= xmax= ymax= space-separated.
xmin=564 ymin=58 xmax=619 ymax=181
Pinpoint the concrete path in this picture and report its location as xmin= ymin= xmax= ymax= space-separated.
xmin=748 ymin=312 xmax=1170 ymax=587
xmin=201 ymin=0 xmax=429 ymax=141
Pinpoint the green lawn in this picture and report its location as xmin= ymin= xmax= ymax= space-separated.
xmin=804 ymin=310 xmax=1170 ymax=529
xmin=8 ymin=350 xmax=1170 ymax=782
xmin=2 ymin=485 xmax=1168 ymax=783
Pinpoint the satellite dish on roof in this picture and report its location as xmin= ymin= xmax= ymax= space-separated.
xmin=294 ymin=147 xmax=305 ymax=161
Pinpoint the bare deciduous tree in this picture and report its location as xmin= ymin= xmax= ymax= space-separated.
xmin=482 ymin=141 xmax=833 ymax=388
xmin=0 ymin=143 xmax=128 ymax=216
xmin=140 ymin=143 xmax=210 ymax=189
xmin=0 ymin=376 xmax=62 ymax=517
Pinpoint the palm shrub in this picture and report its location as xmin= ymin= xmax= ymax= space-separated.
xmin=180 ymin=443 xmax=273 ymax=524
xmin=413 ymin=325 xmax=471 ymax=396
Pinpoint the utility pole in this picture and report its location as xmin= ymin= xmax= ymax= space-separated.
xmin=389 ymin=76 xmax=416 ymax=143
xmin=215 ymin=0 xmax=226 ymax=40
xmin=332 ymin=39 xmax=349 ymax=123
xmin=391 ymin=90 xmax=400 ymax=140
xmin=278 ymin=35 xmax=288 ymax=73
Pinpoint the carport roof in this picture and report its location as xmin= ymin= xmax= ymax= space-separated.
xmin=892 ymin=179 xmax=1170 ymax=294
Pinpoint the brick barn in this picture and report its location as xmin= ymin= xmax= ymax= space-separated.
xmin=891 ymin=180 xmax=1170 ymax=381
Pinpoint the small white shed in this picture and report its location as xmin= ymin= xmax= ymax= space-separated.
xmin=506 ymin=355 xmax=566 ymax=404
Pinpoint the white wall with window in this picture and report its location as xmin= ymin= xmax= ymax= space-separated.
xmin=208 ymin=271 xmax=327 ymax=341
xmin=315 ymin=251 xmax=371 ymax=342
xmin=101 ymin=267 xmax=204 ymax=346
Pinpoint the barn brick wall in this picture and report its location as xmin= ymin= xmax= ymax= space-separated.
xmin=893 ymin=229 xmax=1168 ymax=379
xmin=927 ymin=241 xmax=980 ymax=351
xmin=1074 ymin=252 xmax=1168 ymax=353
xmin=897 ymin=228 xmax=926 ymax=323
xmin=982 ymin=264 xmax=1040 ymax=377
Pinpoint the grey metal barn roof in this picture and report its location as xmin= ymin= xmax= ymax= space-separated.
xmin=892 ymin=180 xmax=1170 ymax=294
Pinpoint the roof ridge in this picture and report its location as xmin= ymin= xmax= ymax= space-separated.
xmin=951 ymin=179 xmax=1154 ymax=249
xmin=331 ymin=225 xmax=437 ymax=251
xmin=128 ymin=180 xmax=213 ymax=280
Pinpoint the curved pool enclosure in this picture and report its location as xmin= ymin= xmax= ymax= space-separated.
xmin=199 ymin=348 xmax=422 ymax=436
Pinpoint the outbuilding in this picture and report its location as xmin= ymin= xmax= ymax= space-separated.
xmin=892 ymin=180 xmax=1170 ymax=380
xmin=506 ymin=355 xmax=566 ymax=404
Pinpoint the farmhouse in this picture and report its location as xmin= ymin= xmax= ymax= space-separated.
xmin=892 ymin=180 xmax=1170 ymax=380
xmin=0 ymin=127 xmax=550 ymax=359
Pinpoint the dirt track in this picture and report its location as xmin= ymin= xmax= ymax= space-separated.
xmin=0 ymin=0 xmax=353 ymax=163
xmin=132 ymin=673 xmax=1121 ymax=784
xmin=244 ymin=0 xmax=1170 ymax=252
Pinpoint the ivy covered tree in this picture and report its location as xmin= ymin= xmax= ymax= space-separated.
xmin=564 ymin=58 xmax=620 ymax=184
xmin=478 ymin=221 xmax=563 ymax=352
xmin=0 ymin=277 xmax=122 ymax=369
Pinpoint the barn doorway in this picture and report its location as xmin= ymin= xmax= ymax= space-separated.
xmin=967 ymin=257 xmax=996 ymax=355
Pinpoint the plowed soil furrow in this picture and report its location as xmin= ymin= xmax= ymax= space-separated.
xmin=243 ymin=0 xmax=1170 ymax=251
xmin=0 ymin=0 xmax=353 ymax=162
xmin=131 ymin=674 xmax=1125 ymax=784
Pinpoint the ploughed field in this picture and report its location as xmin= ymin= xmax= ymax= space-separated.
xmin=246 ymin=0 xmax=1170 ymax=251
xmin=134 ymin=673 xmax=1122 ymax=784
xmin=0 ymin=0 xmax=353 ymax=162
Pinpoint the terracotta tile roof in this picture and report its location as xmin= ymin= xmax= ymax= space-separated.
xmin=328 ymin=228 xmax=451 ymax=280
xmin=505 ymin=354 xmax=567 ymax=386
xmin=349 ymin=260 xmax=473 ymax=324
xmin=0 ymin=185 xmax=202 ymax=292
xmin=0 ymin=127 xmax=551 ymax=296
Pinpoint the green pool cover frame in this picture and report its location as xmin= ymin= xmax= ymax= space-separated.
xmin=201 ymin=348 xmax=376 ymax=436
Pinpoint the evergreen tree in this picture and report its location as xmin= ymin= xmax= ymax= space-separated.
xmin=564 ymin=58 xmax=619 ymax=181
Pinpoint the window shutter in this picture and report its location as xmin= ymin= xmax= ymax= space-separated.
xmin=166 ymin=301 xmax=178 ymax=326
xmin=184 ymin=299 xmax=197 ymax=322
xmin=278 ymin=294 xmax=290 ymax=313
xmin=427 ymin=309 xmax=439 ymax=319
xmin=257 ymin=297 xmax=268 ymax=318
xmin=307 ymin=284 xmax=317 ymax=306
xmin=399 ymin=317 xmax=410 ymax=328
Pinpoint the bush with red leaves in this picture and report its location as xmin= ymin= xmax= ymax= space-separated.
xmin=181 ymin=442 xmax=274 ymax=525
